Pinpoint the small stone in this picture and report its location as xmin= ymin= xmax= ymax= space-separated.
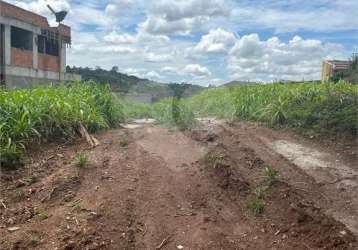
xmin=177 ymin=245 xmax=184 ymax=249
xmin=340 ymin=230 xmax=347 ymax=236
xmin=8 ymin=226 xmax=20 ymax=232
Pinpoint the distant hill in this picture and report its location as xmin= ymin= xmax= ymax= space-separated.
xmin=66 ymin=66 xmax=204 ymax=102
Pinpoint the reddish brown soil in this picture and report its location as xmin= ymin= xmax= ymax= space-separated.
xmin=0 ymin=122 xmax=357 ymax=249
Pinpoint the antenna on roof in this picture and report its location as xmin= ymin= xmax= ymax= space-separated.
xmin=47 ymin=4 xmax=68 ymax=23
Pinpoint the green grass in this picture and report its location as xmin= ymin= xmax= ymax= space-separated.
xmin=0 ymin=81 xmax=124 ymax=167
xmin=120 ymin=136 xmax=129 ymax=147
xmin=263 ymin=167 xmax=279 ymax=186
xmin=247 ymin=198 xmax=265 ymax=216
xmin=35 ymin=207 xmax=49 ymax=220
xmin=184 ymin=81 xmax=358 ymax=134
xmin=74 ymin=151 xmax=89 ymax=168
xmin=124 ymin=82 xmax=357 ymax=135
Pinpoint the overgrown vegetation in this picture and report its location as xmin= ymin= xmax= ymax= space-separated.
xmin=183 ymin=81 xmax=358 ymax=134
xmin=124 ymin=81 xmax=357 ymax=135
xmin=0 ymin=82 xmax=123 ymax=167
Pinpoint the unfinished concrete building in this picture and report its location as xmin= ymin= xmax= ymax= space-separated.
xmin=0 ymin=1 xmax=80 ymax=88
xmin=321 ymin=60 xmax=352 ymax=83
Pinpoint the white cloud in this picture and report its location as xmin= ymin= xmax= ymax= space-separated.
xmin=194 ymin=28 xmax=237 ymax=54
xmin=145 ymin=71 xmax=161 ymax=79
xmin=151 ymin=0 xmax=229 ymax=21
xmin=140 ymin=15 xmax=209 ymax=35
xmin=144 ymin=52 xmax=172 ymax=63
xmin=184 ymin=64 xmax=212 ymax=77
xmin=231 ymin=1 xmax=358 ymax=33
xmin=228 ymin=34 xmax=346 ymax=81
xmin=161 ymin=66 xmax=177 ymax=73
xmin=104 ymin=31 xmax=137 ymax=44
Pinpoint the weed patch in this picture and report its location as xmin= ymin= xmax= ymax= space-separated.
xmin=247 ymin=198 xmax=265 ymax=216
xmin=263 ymin=167 xmax=279 ymax=186
xmin=35 ymin=207 xmax=49 ymax=220
xmin=74 ymin=151 xmax=89 ymax=168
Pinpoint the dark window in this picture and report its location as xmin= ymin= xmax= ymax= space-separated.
xmin=11 ymin=26 xmax=33 ymax=50
xmin=38 ymin=35 xmax=46 ymax=53
xmin=45 ymin=38 xmax=59 ymax=56
xmin=37 ymin=35 xmax=59 ymax=56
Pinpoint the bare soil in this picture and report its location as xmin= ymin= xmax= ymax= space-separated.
xmin=0 ymin=120 xmax=357 ymax=249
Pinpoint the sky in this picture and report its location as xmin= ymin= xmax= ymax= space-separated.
xmin=5 ymin=0 xmax=358 ymax=85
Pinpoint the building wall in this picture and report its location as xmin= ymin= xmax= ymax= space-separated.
xmin=11 ymin=47 xmax=33 ymax=68
xmin=38 ymin=53 xmax=59 ymax=72
xmin=321 ymin=62 xmax=332 ymax=83
xmin=5 ymin=65 xmax=81 ymax=89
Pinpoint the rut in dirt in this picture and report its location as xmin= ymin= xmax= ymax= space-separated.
xmin=0 ymin=119 xmax=357 ymax=250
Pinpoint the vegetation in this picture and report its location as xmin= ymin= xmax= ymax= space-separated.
xmin=247 ymin=198 xmax=265 ymax=216
xmin=1 ymin=80 xmax=356 ymax=168
xmin=123 ymin=81 xmax=357 ymax=135
xmin=120 ymin=136 xmax=129 ymax=147
xmin=263 ymin=167 xmax=279 ymax=186
xmin=74 ymin=151 xmax=89 ymax=168
xmin=332 ymin=54 xmax=358 ymax=83
xmin=0 ymin=82 xmax=123 ymax=167
xmin=35 ymin=207 xmax=49 ymax=220
xmin=182 ymin=81 xmax=358 ymax=134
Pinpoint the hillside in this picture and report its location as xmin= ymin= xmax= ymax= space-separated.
xmin=66 ymin=66 xmax=204 ymax=101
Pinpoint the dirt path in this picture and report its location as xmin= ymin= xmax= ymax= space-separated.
xmin=1 ymin=120 xmax=357 ymax=249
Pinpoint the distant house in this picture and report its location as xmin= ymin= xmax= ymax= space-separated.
xmin=321 ymin=60 xmax=352 ymax=83
xmin=0 ymin=1 xmax=80 ymax=88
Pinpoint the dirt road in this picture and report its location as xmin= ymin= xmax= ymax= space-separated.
xmin=1 ymin=120 xmax=357 ymax=249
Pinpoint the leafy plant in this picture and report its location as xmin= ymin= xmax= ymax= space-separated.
xmin=204 ymin=151 xmax=226 ymax=169
xmin=35 ymin=207 xmax=49 ymax=220
xmin=0 ymin=82 xmax=124 ymax=168
xmin=74 ymin=151 xmax=88 ymax=168
xmin=120 ymin=137 xmax=129 ymax=147
xmin=247 ymin=198 xmax=265 ymax=216
xmin=254 ymin=186 xmax=269 ymax=199
xmin=68 ymin=199 xmax=84 ymax=212
xmin=263 ymin=167 xmax=279 ymax=186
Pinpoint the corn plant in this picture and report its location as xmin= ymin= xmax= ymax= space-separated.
xmin=0 ymin=81 xmax=124 ymax=167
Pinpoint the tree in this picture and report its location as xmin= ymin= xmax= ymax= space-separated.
xmin=111 ymin=66 xmax=119 ymax=73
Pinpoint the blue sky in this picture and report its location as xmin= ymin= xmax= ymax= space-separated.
xmin=7 ymin=0 xmax=358 ymax=85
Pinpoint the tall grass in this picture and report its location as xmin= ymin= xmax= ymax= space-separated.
xmin=124 ymin=81 xmax=357 ymax=134
xmin=184 ymin=82 xmax=358 ymax=134
xmin=0 ymin=81 xmax=124 ymax=166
